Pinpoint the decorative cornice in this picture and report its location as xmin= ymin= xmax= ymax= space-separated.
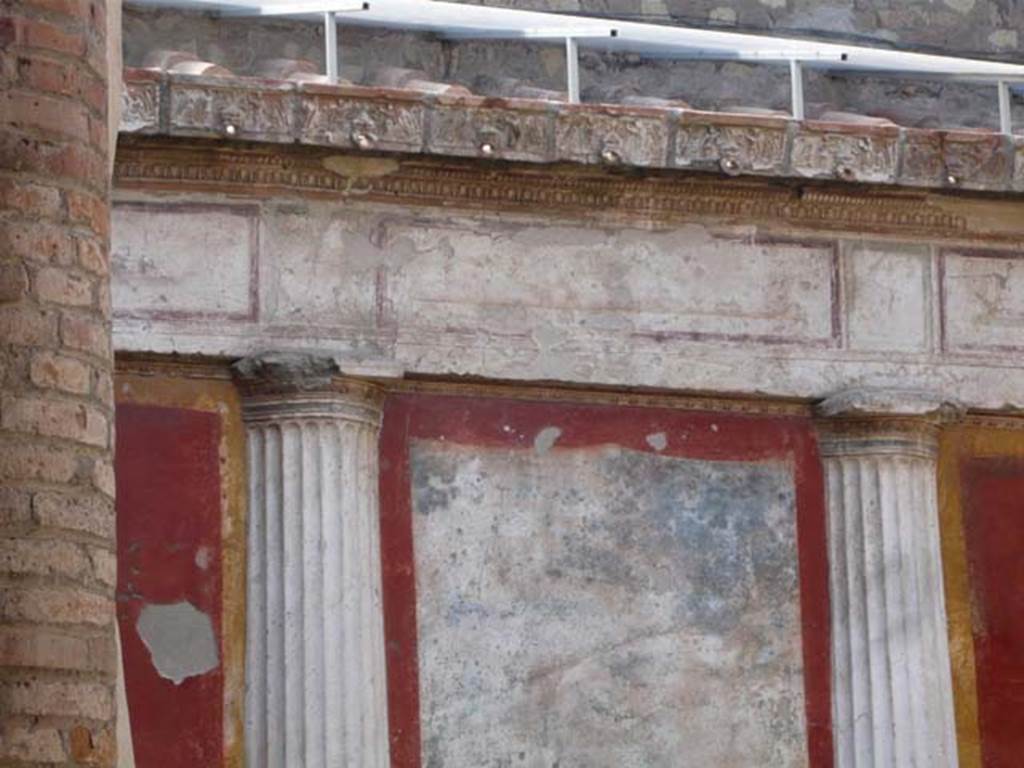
xmin=110 ymin=139 xmax=1022 ymax=241
xmin=120 ymin=69 xmax=1024 ymax=195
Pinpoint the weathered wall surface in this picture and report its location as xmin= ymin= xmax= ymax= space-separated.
xmin=379 ymin=393 xmax=830 ymax=768
xmin=110 ymin=186 xmax=1024 ymax=410
xmin=0 ymin=0 xmax=118 ymax=762
xmin=121 ymin=1 xmax=1024 ymax=131
xmin=413 ymin=443 xmax=805 ymax=767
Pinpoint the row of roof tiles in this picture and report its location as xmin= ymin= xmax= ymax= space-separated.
xmin=121 ymin=60 xmax=1024 ymax=194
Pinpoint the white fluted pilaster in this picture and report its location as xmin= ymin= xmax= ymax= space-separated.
xmin=818 ymin=389 xmax=960 ymax=768
xmin=236 ymin=354 xmax=389 ymax=768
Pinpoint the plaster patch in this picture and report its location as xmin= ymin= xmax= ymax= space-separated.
xmin=321 ymin=155 xmax=400 ymax=179
xmin=194 ymin=546 xmax=211 ymax=570
xmin=989 ymin=29 xmax=1018 ymax=50
xmin=646 ymin=432 xmax=668 ymax=451
xmin=533 ymin=426 xmax=562 ymax=455
xmin=709 ymin=7 xmax=737 ymax=24
xmin=136 ymin=601 xmax=219 ymax=685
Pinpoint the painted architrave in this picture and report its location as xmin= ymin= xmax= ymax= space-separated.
xmin=379 ymin=392 xmax=832 ymax=768
xmin=938 ymin=420 xmax=1024 ymax=768
xmin=115 ymin=371 xmax=247 ymax=768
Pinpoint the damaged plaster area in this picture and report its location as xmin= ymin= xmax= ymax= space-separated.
xmin=136 ymin=601 xmax=220 ymax=685
xmin=411 ymin=439 xmax=806 ymax=767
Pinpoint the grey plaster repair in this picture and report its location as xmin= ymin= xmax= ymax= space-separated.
xmin=411 ymin=439 xmax=807 ymax=767
xmin=136 ymin=601 xmax=220 ymax=685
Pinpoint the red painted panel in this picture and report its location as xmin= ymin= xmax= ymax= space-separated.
xmin=962 ymin=457 xmax=1024 ymax=768
xmin=116 ymin=404 xmax=224 ymax=768
xmin=379 ymin=394 xmax=832 ymax=768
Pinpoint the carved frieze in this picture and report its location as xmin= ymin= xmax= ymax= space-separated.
xmin=168 ymin=77 xmax=294 ymax=143
xmin=426 ymin=96 xmax=553 ymax=163
xmin=791 ymin=123 xmax=900 ymax=184
xmin=673 ymin=112 xmax=788 ymax=176
xmin=296 ymin=84 xmax=426 ymax=153
xmin=554 ymin=106 xmax=669 ymax=166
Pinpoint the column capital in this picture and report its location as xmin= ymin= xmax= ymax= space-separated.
xmin=232 ymin=351 xmax=383 ymax=425
xmin=815 ymin=387 xmax=964 ymax=459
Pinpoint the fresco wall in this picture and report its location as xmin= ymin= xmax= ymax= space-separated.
xmin=112 ymin=370 xmax=1024 ymax=767
xmin=114 ymin=372 xmax=247 ymax=768
xmin=379 ymin=393 xmax=830 ymax=768
xmin=939 ymin=424 xmax=1024 ymax=768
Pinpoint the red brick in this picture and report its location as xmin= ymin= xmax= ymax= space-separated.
xmin=0 ymin=304 xmax=59 ymax=347
xmin=14 ymin=53 xmax=106 ymax=115
xmin=0 ymin=177 xmax=62 ymax=215
xmin=92 ymin=367 xmax=111 ymax=404
xmin=0 ymin=720 xmax=66 ymax=763
xmin=0 ymin=488 xmax=32 ymax=528
xmin=76 ymin=234 xmax=107 ymax=274
xmin=0 ymin=537 xmax=91 ymax=580
xmin=1 ymin=394 xmax=109 ymax=447
xmin=0 ymin=219 xmax=76 ymax=265
xmin=33 ymin=265 xmax=95 ymax=306
xmin=0 ymin=586 xmax=112 ymax=627
xmin=2 ymin=90 xmax=91 ymax=143
xmin=60 ymin=310 xmax=109 ymax=358
xmin=90 ymin=456 xmax=113 ymax=498
xmin=0 ymin=0 xmax=114 ymax=743
xmin=0 ymin=439 xmax=78 ymax=483
xmin=32 ymin=489 xmax=113 ymax=540
xmin=16 ymin=0 xmax=91 ymax=20
xmin=0 ymin=678 xmax=112 ymax=720
xmin=0 ymin=261 xmax=29 ymax=303
xmin=87 ymin=545 xmax=114 ymax=589
xmin=0 ymin=131 xmax=106 ymax=190
xmin=67 ymin=189 xmax=108 ymax=238
xmin=30 ymin=350 xmax=91 ymax=394
xmin=0 ymin=627 xmax=113 ymax=673
xmin=12 ymin=17 xmax=86 ymax=58
xmin=69 ymin=723 xmax=116 ymax=766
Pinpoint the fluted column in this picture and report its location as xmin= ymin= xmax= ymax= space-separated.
xmin=234 ymin=354 xmax=389 ymax=768
xmin=817 ymin=389 xmax=961 ymax=768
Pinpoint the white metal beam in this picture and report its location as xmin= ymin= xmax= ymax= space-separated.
xmin=566 ymin=36 xmax=580 ymax=103
xmin=323 ymin=10 xmax=338 ymax=83
xmin=789 ymin=59 xmax=804 ymax=120
xmin=998 ymin=80 xmax=1012 ymax=135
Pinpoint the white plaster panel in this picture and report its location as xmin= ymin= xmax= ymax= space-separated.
xmin=412 ymin=439 xmax=808 ymax=767
xmin=111 ymin=203 xmax=256 ymax=319
xmin=387 ymin=222 xmax=837 ymax=345
xmin=258 ymin=205 xmax=383 ymax=331
xmin=943 ymin=249 xmax=1024 ymax=353
xmin=843 ymin=242 xmax=931 ymax=352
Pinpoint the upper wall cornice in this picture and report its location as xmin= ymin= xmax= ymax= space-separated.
xmin=120 ymin=68 xmax=1024 ymax=197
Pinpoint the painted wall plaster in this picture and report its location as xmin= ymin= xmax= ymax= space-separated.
xmin=938 ymin=423 xmax=1024 ymax=768
xmin=112 ymin=196 xmax=1024 ymax=410
xmin=115 ymin=375 xmax=248 ymax=768
xmin=412 ymin=440 xmax=807 ymax=767
xmin=378 ymin=393 xmax=832 ymax=768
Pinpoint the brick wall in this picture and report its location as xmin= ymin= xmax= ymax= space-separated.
xmin=0 ymin=0 xmax=116 ymax=763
